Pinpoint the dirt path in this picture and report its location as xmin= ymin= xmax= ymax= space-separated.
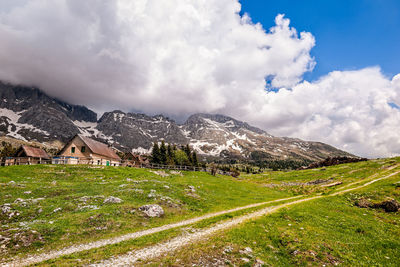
xmin=3 ymin=167 xmax=399 ymax=267
xmin=90 ymin=169 xmax=400 ymax=267
xmin=2 ymin=196 xmax=303 ymax=267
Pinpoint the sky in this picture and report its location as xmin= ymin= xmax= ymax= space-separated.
xmin=0 ymin=0 xmax=399 ymax=158
xmin=240 ymin=0 xmax=400 ymax=80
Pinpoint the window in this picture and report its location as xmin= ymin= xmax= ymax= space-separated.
xmin=81 ymin=146 xmax=86 ymax=153
xmin=97 ymin=160 xmax=100 ymax=165
xmin=71 ymin=147 xmax=75 ymax=153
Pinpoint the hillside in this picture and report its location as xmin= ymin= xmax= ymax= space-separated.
xmin=0 ymin=158 xmax=399 ymax=266
xmin=0 ymin=82 xmax=352 ymax=161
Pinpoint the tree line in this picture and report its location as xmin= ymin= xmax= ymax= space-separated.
xmin=150 ymin=141 xmax=199 ymax=166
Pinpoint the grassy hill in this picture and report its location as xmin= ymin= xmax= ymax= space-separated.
xmin=0 ymin=157 xmax=399 ymax=266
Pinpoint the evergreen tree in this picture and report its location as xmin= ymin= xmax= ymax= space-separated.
xmin=160 ymin=140 xmax=167 ymax=164
xmin=184 ymin=144 xmax=192 ymax=164
xmin=192 ymin=151 xmax=198 ymax=167
xmin=151 ymin=142 xmax=161 ymax=164
xmin=167 ymin=144 xmax=175 ymax=165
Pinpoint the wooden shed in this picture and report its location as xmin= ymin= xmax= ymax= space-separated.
xmin=121 ymin=152 xmax=150 ymax=167
xmin=12 ymin=145 xmax=50 ymax=165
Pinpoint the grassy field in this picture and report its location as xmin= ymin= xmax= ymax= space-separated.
xmin=147 ymin=158 xmax=400 ymax=266
xmin=1 ymin=158 xmax=399 ymax=266
xmin=0 ymin=165 xmax=295 ymax=261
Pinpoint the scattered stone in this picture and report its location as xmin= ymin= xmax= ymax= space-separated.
xmin=163 ymin=185 xmax=170 ymax=189
xmin=240 ymin=247 xmax=253 ymax=256
xmin=14 ymin=198 xmax=28 ymax=206
xmin=53 ymin=207 xmax=62 ymax=213
xmin=77 ymin=205 xmax=99 ymax=211
xmin=8 ymin=181 xmax=16 ymax=186
xmin=147 ymin=190 xmax=157 ymax=198
xmin=223 ymin=246 xmax=233 ymax=254
xmin=51 ymin=181 xmax=57 ymax=186
xmin=24 ymin=191 xmax=32 ymax=194
xmin=130 ymin=209 xmax=136 ymax=214
xmin=1 ymin=204 xmax=20 ymax=219
xmin=126 ymin=178 xmax=133 ymax=182
xmin=254 ymin=258 xmax=265 ymax=267
xmin=103 ymin=196 xmax=123 ymax=204
xmin=119 ymin=184 xmax=127 ymax=188
xmin=240 ymin=257 xmax=250 ymax=263
xmin=170 ymin=171 xmax=183 ymax=176
xmin=150 ymin=170 xmax=170 ymax=177
xmin=139 ymin=204 xmax=164 ymax=217
xmin=355 ymin=198 xmax=371 ymax=208
xmin=188 ymin=185 xmax=196 ymax=192
xmin=31 ymin=198 xmax=45 ymax=204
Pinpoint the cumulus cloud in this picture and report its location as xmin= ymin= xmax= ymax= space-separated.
xmin=240 ymin=67 xmax=400 ymax=158
xmin=0 ymin=0 xmax=399 ymax=158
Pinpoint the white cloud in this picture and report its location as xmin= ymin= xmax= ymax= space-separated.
xmin=238 ymin=67 xmax=400 ymax=158
xmin=0 ymin=0 xmax=399 ymax=158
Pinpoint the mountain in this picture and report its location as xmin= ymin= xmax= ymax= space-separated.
xmin=0 ymin=82 xmax=353 ymax=161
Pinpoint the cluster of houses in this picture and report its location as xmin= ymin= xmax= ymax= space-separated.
xmin=2 ymin=134 xmax=150 ymax=167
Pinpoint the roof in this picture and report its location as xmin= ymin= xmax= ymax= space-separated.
xmin=77 ymin=135 xmax=120 ymax=160
xmin=20 ymin=146 xmax=50 ymax=159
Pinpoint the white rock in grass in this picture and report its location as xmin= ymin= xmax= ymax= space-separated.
xmin=103 ymin=196 xmax=123 ymax=204
xmin=53 ymin=207 xmax=62 ymax=213
xmin=139 ymin=204 xmax=164 ymax=217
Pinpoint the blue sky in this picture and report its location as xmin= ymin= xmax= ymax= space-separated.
xmin=240 ymin=0 xmax=400 ymax=81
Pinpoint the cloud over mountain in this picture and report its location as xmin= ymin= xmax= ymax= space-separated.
xmin=0 ymin=0 xmax=399 ymax=158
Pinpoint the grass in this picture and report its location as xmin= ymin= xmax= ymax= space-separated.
xmin=0 ymin=165 xmax=295 ymax=261
xmin=1 ymin=157 xmax=399 ymax=265
xmin=148 ymin=158 xmax=400 ymax=266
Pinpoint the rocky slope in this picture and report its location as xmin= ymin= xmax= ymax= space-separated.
xmin=0 ymin=82 xmax=352 ymax=161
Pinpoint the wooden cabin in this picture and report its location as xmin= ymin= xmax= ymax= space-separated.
xmin=121 ymin=152 xmax=150 ymax=167
xmin=10 ymin=145 xmax=50 ymax=165
xmin=56 ymin=135 xmax=121 ymax=166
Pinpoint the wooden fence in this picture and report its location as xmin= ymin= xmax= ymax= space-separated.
xmin=0 ymin=156 xmax=211 ymax=173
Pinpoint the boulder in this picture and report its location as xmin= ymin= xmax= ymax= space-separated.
xmin=103 ymin=196 xmax=123 ymax=204
xmin=139 ymin=204 xmax=164 ymax=217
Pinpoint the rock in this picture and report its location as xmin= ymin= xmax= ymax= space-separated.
xmin=147 ymin=189 xmax=157 ymax=198
xmin=240 ymin=247 xmax=253 ymax=256
xmin=126 ymin=178 xmax=133 ymax=182
xmin=170 ymin=171 xmax=183 ymax=176
xmin=139 ymin=204 xmax=164 ymax=217
xmin=241 ymin=258 xmax=250 ymax=263
xmin=254 ymin=258 xmax=265 ymax=267
xmin=14 ymin=198 xmax=27 ymax=206
xmin=150 ymin=170 xmax=170 ymax=177
xmin=355 ymin=198 xmax=371 ymax=208
xmin=163 ymin=185 xmax=170 ymax=189
xmin=188 ymin=185 xmax=196 ymax=192
xmin=223 ymin=246 xmax=233 ymax=254
xmin=24 ymin=191 xmax=32 ymax=194
xmin=77 ymin=205 xmax=99 ymax=211
xmin=372 ymin=199 xmax=400 ymax=212
xmin=53 ymin=207 xmax=62 ymax=213
xmin=1 ymin=204 xmax=20 ymax=219
xmin=103 ymin=196 xmax=123 ymax=204
xmin=8 ymin=181 xmax=16 ymax=186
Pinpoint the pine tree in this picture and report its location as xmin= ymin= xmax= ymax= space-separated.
xmin=184 ymin=144 xmax=192 ymax=164
xmin=151 ymin=142 xmax=161 ymax=164
xmin=160 ymin=140 xmax=167 ymax=165
xmin=192 ymin=151 xmax=198 ymax=167
xmin=167 ymin=144 xmax=175 ymax=165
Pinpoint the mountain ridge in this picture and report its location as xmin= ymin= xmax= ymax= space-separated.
xmin=0 ymin=82 xmax=353 ymax=161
